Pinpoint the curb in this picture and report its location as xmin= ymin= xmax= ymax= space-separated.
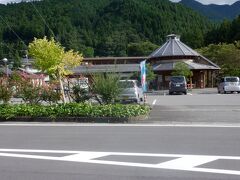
xmin=0 ymin=115 xmax=149 ymax=123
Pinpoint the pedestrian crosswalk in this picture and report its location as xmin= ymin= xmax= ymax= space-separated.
xmin=0 ymin=149 xmax=240 ymax=176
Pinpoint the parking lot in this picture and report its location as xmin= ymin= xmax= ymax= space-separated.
xmin=145 ymin=88 xmax=240 ymax=124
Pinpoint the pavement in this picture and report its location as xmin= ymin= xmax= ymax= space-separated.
xmin=0 ymin=124 xmax=240 ymax=180
xmin=1 ymin=88 xmax=240 ymax=179
xmin=143 ymin=88 xmax=240 ymax=125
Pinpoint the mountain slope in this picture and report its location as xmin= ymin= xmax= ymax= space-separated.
xmin=180 ymin=0 xmax=240 ymax=21
xmin=0 ymin=0 xmax=212 ymax=58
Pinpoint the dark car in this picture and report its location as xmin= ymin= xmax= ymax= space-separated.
xmin=169 ymin=76 xmax=187 ymax=95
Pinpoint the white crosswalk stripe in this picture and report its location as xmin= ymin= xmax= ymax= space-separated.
xmin=0 ymin=149 xmax=240 ymax=175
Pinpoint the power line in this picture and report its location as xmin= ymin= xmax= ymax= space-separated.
xmin=29 ymin=1 xmax=57 ymax=40
xmin=0 ymin=15 xmax=28 ymax=49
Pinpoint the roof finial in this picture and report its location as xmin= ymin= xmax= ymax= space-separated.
xmin=167 ymin=34 xmax=180 ymax=40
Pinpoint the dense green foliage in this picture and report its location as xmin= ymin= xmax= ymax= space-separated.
xmin=198 ymin=15 xmax=240 ymax=77
xmin=0 ymin=103 xmax=150 ymax=119
xmin=180 ymin=0 xmax=240 ymax=21
xmin=171 ymin=62 xmax=193 ymax=80
xmin=127 ymin=41 xmax=159 ymax=57
xmin=205 ymin=16 xmax=240 ymax=45
xmin=197 ymin=42 xmax=240 ymax=77
xmin=0 ymin=0 xmax=212 ymax=62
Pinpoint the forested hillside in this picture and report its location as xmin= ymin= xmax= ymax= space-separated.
xmin=198 ymin=15 xmax=240 ymax=77
xmin=205 ymin=15 xmax=240 ymax=45
xmin=180 ymin=0 xmax=240 ymax=21
xmin=0 ymin=0 xmax=212 ymax=61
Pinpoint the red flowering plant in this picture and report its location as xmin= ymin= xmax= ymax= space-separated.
xmin=17 ymin=76 xmax=43 ymax=105
xmin=0 ymin=76 xmax=14 ymax=104
xmin=40 ymin=82 xmax=61 ymax=105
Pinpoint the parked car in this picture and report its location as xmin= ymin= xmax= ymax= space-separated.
xmin=169 ymin=76 xmax=187 ymax=95
xmin=217 ymin=76 xmax=240 ymax=94
xmin=119 ymin=80 xmax=144 ymax=103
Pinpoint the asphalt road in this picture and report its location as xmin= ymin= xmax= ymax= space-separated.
xmin=1 ymin=89 xmax=240 ymax=179
xmin=146 ymin=90 xmax=240 ymax=124
xmin=0 ymin=124 xmax=240 ymax=180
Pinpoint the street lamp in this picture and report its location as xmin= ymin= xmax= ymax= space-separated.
xmin=2 ymin=58 xmax=8 ymax=77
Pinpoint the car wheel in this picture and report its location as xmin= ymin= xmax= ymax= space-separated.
xmin=224 ymin=91 xmax=227 ymax=94
xmin=184 ymin=91 xmax=187 ymax=95
xmin=169 ymin=92 xmax=173 ymax=95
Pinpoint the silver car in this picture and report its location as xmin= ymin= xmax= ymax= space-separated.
xmin=119 ymin=80 xmax=144 ymax=103
xmin=217 ymin=76 xmax=240 ymax=94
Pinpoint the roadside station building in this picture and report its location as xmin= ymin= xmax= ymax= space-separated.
xmin=73 ymin=34 xmax=220 ymax=89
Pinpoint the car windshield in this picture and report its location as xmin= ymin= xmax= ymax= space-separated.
xmin=171 ymin=76 xmax=185 ymax=83
xmin=225 ymin=77 xmax=239 ymax=82
xmin=119 ymin=81 xmax=135 ymax=88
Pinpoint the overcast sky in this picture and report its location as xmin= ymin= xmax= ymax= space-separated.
xmin=171 ymin=0 xmax=238 ymax=5
xmin=0 ymin=0 xmax=239 ymax=5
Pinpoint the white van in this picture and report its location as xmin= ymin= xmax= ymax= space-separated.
xmin=119 ymin=80 xmax=144 ymax=103
xmin=217 ymin=76 xmax=240 ymax=94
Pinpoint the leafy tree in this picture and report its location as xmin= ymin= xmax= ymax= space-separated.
xmin=146 ymin=64 xmax=156 ymax=82
xmin=28 ymin=37 xmax=83 ymax=103
xmin=171 ymin=62 xmax=193 ymax=81
xmin=197 ymin=43 xmax=240 ymax=77
xmin=205 ymin=15 xmax=240 ymax=45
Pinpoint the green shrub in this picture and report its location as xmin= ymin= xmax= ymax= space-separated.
xmin=0 ymin=103 xmax=150 ymax=120
xmin=70 ymin=85 xmax=91 ymax=103
xmin=92 ymin=73 xmax=121 ymax=104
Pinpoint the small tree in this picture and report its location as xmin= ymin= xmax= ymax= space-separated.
xmin=28 ymin=37 xmax=83 ymax=103
xmin=172 ymin=62 xmax=193 ymax=81
xmin=92 ymin=73 xmax=121 ymax=104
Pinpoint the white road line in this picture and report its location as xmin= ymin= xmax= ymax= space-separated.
xmin=61 ymin=152 xmax=109 ymax=161
xmin=152 ymin=99 xmax=157 ymax=105
xmin=157 ymin=156 xmax=218 ymax=169
xmin=1 ymin=123 xmax=240 ymax=128
xmin=0 ymin=149 xmax=240 ymax=175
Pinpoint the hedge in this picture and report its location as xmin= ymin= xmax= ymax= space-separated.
xmin=0 ymin=103 xmax=150 ymax=120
